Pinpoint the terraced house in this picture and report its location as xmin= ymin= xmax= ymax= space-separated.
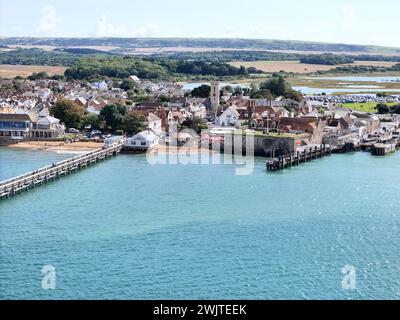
xmin=0 ymin=112 xmax=65 ymax=144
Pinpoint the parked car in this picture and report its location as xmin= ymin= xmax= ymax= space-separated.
xmin=67 ymin=128 xmax=80 ymax=134
xmin=89 ymin=130 xmax=102 ymax=136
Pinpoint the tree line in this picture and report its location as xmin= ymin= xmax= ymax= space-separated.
xmin=51 ymin=99 xmax=146 ymax=134
xmin=319 ymin=63 xmax=400 ymax=74
xmin=300 ymin=54 xmax=355 ymax=65
xmin=64 ymin=56 xmax=261 ymax=80
xmin=377 ymin=103 xmax=400 ymax=114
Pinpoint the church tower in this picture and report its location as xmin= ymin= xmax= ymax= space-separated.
xmin=210 ymin=81 xmax=220 ymax=113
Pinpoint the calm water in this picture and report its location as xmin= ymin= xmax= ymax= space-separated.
xmin=311 ymin=76 xmax=400 ymax=83
xmin=293 ymin=86 xmax=400 ymax=95
xmin=0 ymin=149 xmax=73 ymax=181
xmin=1 ymin=148 xmax=400 ymax=300
xmin=182 ymin=82 xmax=249 ymax=90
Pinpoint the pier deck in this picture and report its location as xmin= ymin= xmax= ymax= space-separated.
xmin=266 ymin=144 xmax=332 ymax=171
xmin=0 ymin=144 xmax=122 ymax=200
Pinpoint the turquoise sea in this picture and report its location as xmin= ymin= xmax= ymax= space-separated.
xmin=0 ymin=148 xmax=400 ymax=300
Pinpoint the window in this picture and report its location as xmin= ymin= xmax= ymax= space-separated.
xmin=141 ymin=141 xmax=146 ymax=146
xmin=0 ymin=121 xmax=29 ymax=129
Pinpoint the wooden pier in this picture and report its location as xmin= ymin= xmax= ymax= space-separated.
xmin=266 ymin=144 xmax=332 ymax=171
xmin=0 ymin=144 xmax=122 ymax=200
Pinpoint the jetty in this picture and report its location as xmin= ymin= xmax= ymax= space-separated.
xmin=0 ymin=143 xmax=122 ymax=200
xmin=371 ymin=143 xmax=398 ymax=156
xmin=266 ymin=144 xmax=332 ymax=171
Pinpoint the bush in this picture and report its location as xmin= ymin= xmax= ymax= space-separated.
xmin=377 ymin=103 xmax=390 ymax=114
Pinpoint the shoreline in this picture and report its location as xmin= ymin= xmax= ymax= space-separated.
xmin=3 ymin=141 xmax=217 ymax=155
xmin=4 ymin=141 xmax=104 ymax=153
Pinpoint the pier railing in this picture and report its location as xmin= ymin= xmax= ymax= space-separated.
xmin=266 ymin=144 xmax=332 ymax=171
xmin=0 ymin=143 xmax=123 ymax=200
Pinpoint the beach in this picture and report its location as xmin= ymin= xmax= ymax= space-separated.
xmin=6 ymin=141 xmax=103 ymax=153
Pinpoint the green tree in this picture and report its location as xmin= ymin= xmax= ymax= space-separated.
xmin=260 ymin=76 xmax=287 ymax=97
xmin=28 ymin=72 xmax=49 ymax=80
xmin=285 ymin=89 xmax=303 ymax=102
xmin=250 ymin=89 xmax=273 ymax=99
xmin=376 ymin=103 xmax=390 ymax=114
xmin=51 ymin=99 xmax=85 ymax=128
xmin=190 ymin=85 xmax=211 ymax=98
xmin=83 ymin=113 xmax=101 ymax=129
xmin=392 ymin=105 xmax=400 ymax=114
xmin=120 ymin=79 xmax=137 ymax=91
xmin=123 ymin=111 xmax=146 ymax=135
xmin=100 ymin=104 xmax=128 ymax=131
xmin=181 ymin=117 xmax=208 ymax=133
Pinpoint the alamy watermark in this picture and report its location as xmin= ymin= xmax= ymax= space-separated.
xmin=145 ymin=128 xmax=255 ymax=176
xmin=42 ymin=265 xmax=56 ymax=290
xmin=341 ymin=265 xmax=356 ymax=290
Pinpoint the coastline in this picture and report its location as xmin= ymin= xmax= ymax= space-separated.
xmin=4 ymin=141 xmax=104 ymax=153
xmin=3 ymin=141 xmax=215 ymax=155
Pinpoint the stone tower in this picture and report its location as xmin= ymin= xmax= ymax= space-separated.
xmin=210 ymin=81 xmax=220 ymax=112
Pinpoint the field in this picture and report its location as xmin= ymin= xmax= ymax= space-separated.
xmin=0 ymin=64 xmax=67 ymax=78
xmin=340 ymin=102 xmax=398 ymax=113
xmin=229 ymin=60 xmax=399 ymax=74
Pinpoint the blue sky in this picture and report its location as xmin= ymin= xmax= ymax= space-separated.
xmin=0 ymin=0 xmax=399 ymax=47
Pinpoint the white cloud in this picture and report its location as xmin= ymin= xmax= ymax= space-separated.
xmin=97 ymin=16 xmax=127 ymax=37
xmin=37 ymin=5 xmax=60 ymax=34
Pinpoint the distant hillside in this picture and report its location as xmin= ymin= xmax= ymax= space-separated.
xmin=1 ymin=37 xmax=400 ymax=54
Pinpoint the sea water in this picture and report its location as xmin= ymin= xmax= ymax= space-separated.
xmin=0 ymin=149 xmax=399 ymax=299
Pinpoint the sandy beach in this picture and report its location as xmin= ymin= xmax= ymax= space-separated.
xmin=6 ymin=141 xmax=103 ymax=153
xmin=5 ymin=142 xmax=215 ymax=155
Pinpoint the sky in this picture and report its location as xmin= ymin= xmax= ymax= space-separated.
xmin=0 ymin=0 xmax=399 ymax=47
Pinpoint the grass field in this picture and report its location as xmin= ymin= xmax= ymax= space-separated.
xmin=229 ymin=60 xmax=399 ymax=74
xmin=0 ymin=64 xmax=67 ymax=78
xmin=340 ymin=102 xmax=398 ymax=113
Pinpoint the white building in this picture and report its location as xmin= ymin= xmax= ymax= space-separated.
xmin=218 ymin=105 xmax=240 ymax=127
xmin=129 ymin=75 xmax=141 ymax=83
xmin=124 ymin=130 xmax=159 ymax=150
xmin=32 ymin=116 xmax=65 ymax=139
xmin=147 ymin=113 xmax=162 ymax=135
xmin=90 ymin=81 xmax=108 ymax=91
